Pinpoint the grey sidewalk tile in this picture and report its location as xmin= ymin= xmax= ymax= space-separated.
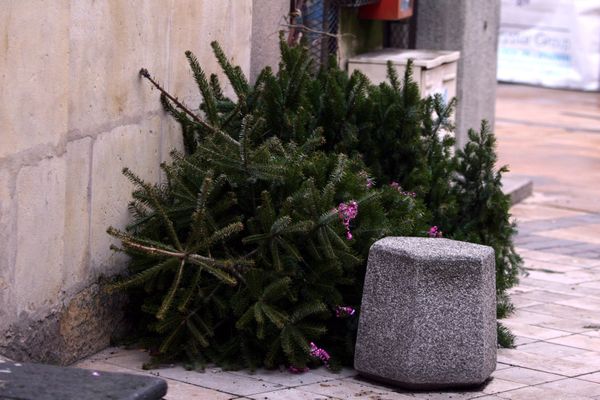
xmin=299 ymin=379 xmax=414 ymax=399
xmin=480 ymin=378 xmax=527 ymax=395
xmin=229 ymin=368 xmax=338 ymax=387
xmin=520 ymin=304 xmax=600 ymax=323
xmin=519 ymin=238 xmax=582 ymax=252
xmin=538 ymin=378 xmax=600 ymax=398
xmin=556 ymin=297 xmax=600 ymax=312
xmin=579 ymin=372 xmax=600 ymax=384
xmin=155 ymin=367 xmax=285 ymax=396
xmin=517 ymin=342 xmax=590 ymax=358
xmin=571 ymin=252 xmax=600 ymax=260
xmin=550 ymin=335 xmax=600 ymax=352
xmin=495 ymin=385 xmax=594 ymax=399
xmin=491 ymin=366 xmax=563 ymax=385
xmin=247 ymin=388 xmax=336 ymax=399
xmin=518 ymin=214 xmax=600 ymax=233
xmin=497 ymin=349 xmax=599 ymax=377
xmin=500 ymin=319 xmax=572 ymax=341
xmin=518 ymin=290 xmax=582 ymax=304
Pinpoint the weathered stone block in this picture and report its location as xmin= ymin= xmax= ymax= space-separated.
xmin=15 ymin=157 xmax=67 ymax=315
xmin=63 ymin=138 xmax=92 ymax=291
xmin=355 ymin=237 xmax=496 ymax=389
xmin=0 ymin=284 xmax=127 ymax=366
xmin=0 ymin=168 xmax=16 ymax=331
xmin=0 ymin=1 xmax=70 ymax=158
xmin=168 ymin=0 xmax=253 ymax=103
xmin=90 ymin=117 xmax=161 ymax=275
xmin=68 ymin=0 xmax=170 ymax=134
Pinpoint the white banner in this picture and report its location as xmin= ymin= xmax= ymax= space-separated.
xmin=497 ymin=0 xmax=600 ymax=90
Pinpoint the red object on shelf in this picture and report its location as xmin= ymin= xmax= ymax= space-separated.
xmin=358 ymin=0 xmax=414 ymax=21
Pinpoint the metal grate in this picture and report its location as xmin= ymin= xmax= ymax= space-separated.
xmin=384 ymin=0 xmax=418 ymax=49
xmin=385 ymin=20 xmax=411 ymax=49
xmin=301 ymin=0 xmax=340 ymax=68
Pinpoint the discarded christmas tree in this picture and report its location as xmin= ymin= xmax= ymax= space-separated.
xmin=109 ymin=37 xmax=520 ymax=369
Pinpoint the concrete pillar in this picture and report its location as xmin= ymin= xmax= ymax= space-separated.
xmin=415 ymin=0 xmax=501 ymax=147
xmin=250 ymin=0 xmax=291 ymax=82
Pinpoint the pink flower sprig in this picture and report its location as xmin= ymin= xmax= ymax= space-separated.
xmin=337 ymin=201 xmax=358 ymax=240
xmin=359 ymin=171 xmax=375 ymax=189
xmin=288 ymin=365 xmax=310 ymax=374
xmin=389 ymin=182 xmax=416 ymax=198
xmin=428 ymin=226 xmax=443 ymax=238
xmin=335 ymin=306 xmax=356 ymax=318
xmin=309 ymin=342 xmax=331 ymax=366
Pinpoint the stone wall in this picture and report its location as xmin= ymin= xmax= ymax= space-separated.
xmin=0 ymin=0 xmax=258 ymax=364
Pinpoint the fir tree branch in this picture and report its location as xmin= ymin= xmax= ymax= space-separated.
xmin=140 ymin=67 xmax=240 ymax=147
xmin=139 ymin=68 xmax=200 ymax=123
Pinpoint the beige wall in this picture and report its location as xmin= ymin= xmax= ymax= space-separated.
xmin=0 ymin=0 xmax=254 ymax=362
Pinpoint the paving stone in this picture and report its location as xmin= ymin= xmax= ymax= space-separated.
xmin=522 ymin=260 xmax=581 ymax=273
xmin=508 ymin=294 xmax=542 ymax=309
xmin=579 ymin=372 xmax=600 ymax=384
xmin=155 ymin=367 xmax=284 ymax=396
xmin=481 ymin=378 xmax=527 ymax=395
xmin=355 ymin=237 xmax=496 ymax=389
xmin=497 ymin=349 xmax=599 ymax=377
xmin=518 ymin=238 xmax=581 ymax=252
xmin=0 ymin=361 xmax=167 ymax=400
xmin=537 ymin=224 xmax=600 ymax=247
xmin=538 ymin=378 xmax=600 ymax=398
xmin=500 ymin=320 xmax=571 ymax=341
xmin=491 ymin=366 xmax=563 ymax=385
xmin=517 ymin=342 xmax=589 ymax=358
xmin=520 ymin=304 xmax=600 ymax=323
xmin=557 ymin=297 xmax=600 ymax=312
xmin=550 ymin=335 xmax=600 ymax=352
xmin=300 ymin=379 xmax=414 ymax=400
xmin=510 ymin=204 xmax=586 ymax=223
xmin=229 ymin=368 xmax=338 ymax=387
xmin=496 ymin=386 xmax=594 ymax=399
xmin=247 ymin=388 xmax=333 ymax=399
xmin=518 ymin=290 xmax=582 ymax=304
xmin=523 ymin=270 xmax=597 ymax=285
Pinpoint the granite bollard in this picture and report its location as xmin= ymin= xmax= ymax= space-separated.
xmin=354 ymin=237 xmax=497 ymax=389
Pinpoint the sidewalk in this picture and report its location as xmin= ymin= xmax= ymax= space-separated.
xmin=75 ymin=84 xmax=600 ymax=399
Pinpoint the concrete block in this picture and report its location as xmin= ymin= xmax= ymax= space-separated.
xmin=415 ymin=0 xmax=501 ymax=147
xmin=63 ymin=138 xmax=92 ymax=290
xmin=15 ymin=156 xmax=67 ymax=315
xmin=168 ymin=0 xmax=253 ymax=103
xmin=90 ymin=117 xmax=161 ymax=275
xmin=68 ymin=0 xmax=170 ymax=134
xmin=0 ymin=1 xmax=69 ymax=158
xmin=355 ymin=237 xmax=497 ymax=389
xmin=250 ymin=0 xmax=289 ymax=82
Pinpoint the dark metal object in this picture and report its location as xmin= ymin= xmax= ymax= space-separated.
xmin=384 ymin=0 xmax=418 ymax=49
xmin=334 ymin=0 xmax=379 ymax=7
xmin=0 ymin=362 xmax=167 ymax=400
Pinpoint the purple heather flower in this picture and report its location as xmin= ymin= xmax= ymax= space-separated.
xmin=335 ymin=306 xmax=356 ymax=318
xmin=428 ymin=226 xmax=443 ymax=238
xmin=337 ymin=201 xmax=358 ymax=241
xmin=390 ymin=181 xmax=416 ymax=198
xmin=309 ymin=342 xmax=331 ymax=364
